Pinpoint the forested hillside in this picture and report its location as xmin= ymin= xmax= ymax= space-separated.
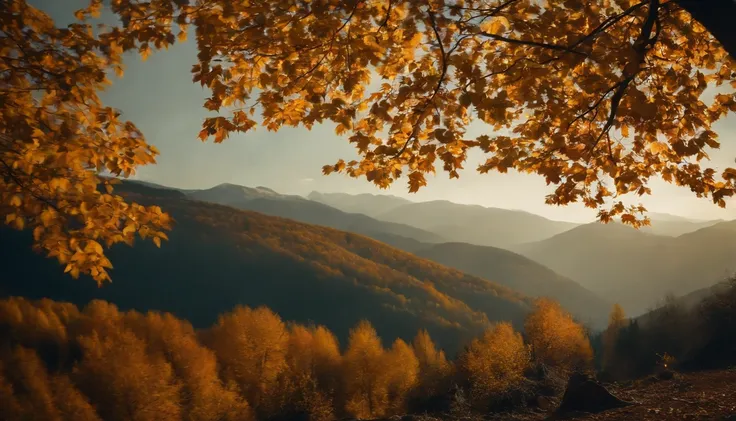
xmin=168 ymin=182 xmax=610 ymax=328
xmin=413 ymin=242 xmax=611 ymax=329
xmin=0 ymin=183 xmax=530 ymax=355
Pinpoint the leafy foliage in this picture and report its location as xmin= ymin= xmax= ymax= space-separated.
xmin=78 ymin=0 xmax=736 ymax=228
xmin=0 ymin=0 xmax=171 ymax=283
xmin=524 ymin=298 xmax=594 ymax=373
xmin=458 ymin=322 xmax=529 ymax=409
xmin=412 ymin=329 xmax=452 ymax=400
xmin=0 ymin=296 xmax=601 ymax=420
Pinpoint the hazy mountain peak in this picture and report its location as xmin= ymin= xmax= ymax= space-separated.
xmin=375 ymin=199 xmax=580 ymax=249
xmin=308 ymin=191 xmax=410 ymax=200
xmin=253 ymin=185 xmax=280 ymax=195
xmin=204 ymin=183 xmax=299 ymax=201
xmin=647 ymin=212 xmax=698 ymax=222
xmin=188 ymin=185 xmax=446 ymax=246
xmin=559 ymin=220 xmax=654 ymax=237
xmin=307 ymin=191 xmax=414 ymax=217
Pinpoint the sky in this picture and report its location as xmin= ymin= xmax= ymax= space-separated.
xmin=31 ymin=0 xmax=736 ymax=223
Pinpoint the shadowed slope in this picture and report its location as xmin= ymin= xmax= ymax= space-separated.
xmin=413 ymin=242 xmax=611 ymax=329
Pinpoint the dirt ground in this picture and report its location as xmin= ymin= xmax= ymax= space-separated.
xmin=479 ymin=368 xmax=736 ymax=421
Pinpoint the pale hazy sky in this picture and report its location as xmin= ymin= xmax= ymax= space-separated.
xmin=33 ymin=0 xmax=736 ymax=223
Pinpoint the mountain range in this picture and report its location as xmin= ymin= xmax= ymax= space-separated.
xmin=512 ymin=221 xmax=736 ymax=315
xmin=0 ymin=182 xmax=532 ymax=355
xmin=639 ymin=212 xmax=723 ymax=237
xmin=311 ymin=195 xmax=581 ymax=249
xmin=410 ymin=242 xmax=611 ymax=328
xmin=307 ymin=191 xmax=412 ymax=218
xmin=307 ymin=189 xmax=736 ymax=317
xmin=188 ymin=183 xmax=446 ymax=249
xmin=186 ymin=184 xmax=613 ymax=327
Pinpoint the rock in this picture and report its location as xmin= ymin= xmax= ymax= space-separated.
xmin=536 ymin=395 xmax=556 ymax=411
xmin=656 ymin=369 xmax=675 ymax=380
xmin=557 ymin=372 xmax=633 ymax=414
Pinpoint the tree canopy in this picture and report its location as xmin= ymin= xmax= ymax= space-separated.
xmin=2 ymin=0 xmax=735 ymax=281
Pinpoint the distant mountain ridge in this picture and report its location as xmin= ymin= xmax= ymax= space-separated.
xmin=513 ymin=220 xmax=736 ymax=316
xmin=307 ymin=191 xmax=412 ymax=217
xmin=192 ymin=182 xmax=303 ymax=202
xmin=127 ymin=183 xmax=733 ymax=323
xmin=187 ymin=183 xmax=447 ymax=248
xmin=306 ymin=191 xmax=727 ymax=241
xmin=640 ymin=212 xmax=723 ymax=236
xmin=370 ymin=199 xmax=581 ymax=249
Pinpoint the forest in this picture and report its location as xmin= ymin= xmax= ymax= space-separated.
xmin=1 ymin=277 xmax=734 ymax=421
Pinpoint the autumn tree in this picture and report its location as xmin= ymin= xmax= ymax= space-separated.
xmin=412 ymin=329 xmax=452 ymax=399
xmin=203 ymin=305 xmax=288 ymax=418
xmin=310 ymin=325 xmax=343 ymax=395
xmin=73 ymin=326 xmax=182 ymax=421
xmin=383 ymin=338 xmax=420 ymax=414
xmin=0 ymin=297 xmax=74 ymax=369
xmin=601 ymin=304 xmax=627 ymax=373
xmin=124 ymin=312 xmax=251 ymax=421
xmin=458 ymin=322 xmax=529 ymax=408
xmin=0 ymin=346 xmax=101 ymax=421
xmin=342 ymin=320 xmax=389 ymax=418
xmin=525 ymin=298 xmax=594 ymax=373
xmin=276 ymin=324 xmax=337 ymax=421
xmin=0 ymin=363 xmax=23 ymax=421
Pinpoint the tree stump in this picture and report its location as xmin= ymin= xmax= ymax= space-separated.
xmin=557 ymin=373 xmax=633 ymax=414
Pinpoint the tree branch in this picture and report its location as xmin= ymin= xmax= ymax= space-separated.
xmin=587 ymin=0 xmax=661 ymax=157
xmin=392 ymin=8 xmax=449 ymax=159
